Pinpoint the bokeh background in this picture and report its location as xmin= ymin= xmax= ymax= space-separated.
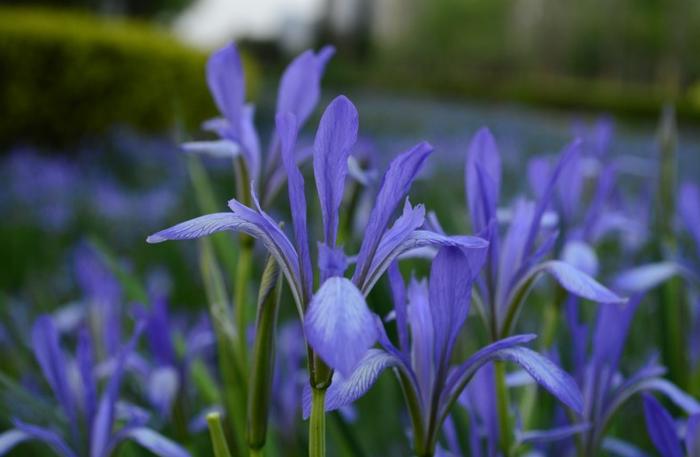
xmin=1 ymin=1 xmax=699 ymax=455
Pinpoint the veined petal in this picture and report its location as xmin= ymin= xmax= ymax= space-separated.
xmin=31 ymin=316 xmax=76 ymax=426
xmin=313 ymin=96 xmax=359 ymax=248
xmin=304 ymin=277 xmax=378 ymax=377
xmin=301 ymin=349 xmax=398 ymax=419
xmin=10 ymin=421 xmax=77 ymax=457
xmin=429 ymin=246 xmax=480 ymax=371
xmin=147 ymin=208 xmax=302 ymax=308
xmin=497 ymin=199 xmax=535 ymax=307
xmin=206 ymin=43 xmax=244 ymax=136
xmin=466 ymin=127 xmax=501 ymax=234
xmin=642 ymin=395 xmax=683 ymax=457
xmin=539 ymin=261 xmax=625 ymax=303
xmin=318 ymin=243 xmax=348 ymax=279
xmin=360 ymin=230 xmax=488 ymax=295
xmin=181 ymin=140 xmax=241 ymax=159
xmin=115 ymin=427 xmax=191 ymax=457
xmin=441 ymin=335 xmax=538 ymax=420
xmin=353 ymin=141 xmax=433 ymax=286
xmin=277 ymin=112 xmax=313 ymax=298
xmin=277 ymin=46 xmax=335 ymax=128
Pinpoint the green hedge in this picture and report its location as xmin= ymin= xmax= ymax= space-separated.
xmin=0 ymin=7 xmax=257 ymax=147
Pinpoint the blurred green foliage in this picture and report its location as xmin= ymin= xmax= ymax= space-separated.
xmin=341 ymin=0 xmax=700 ymax=119
xmin=2 ymin=0 xmax=192 ymax=19
xmin=0 ymin=7 xmax=257 ymax=147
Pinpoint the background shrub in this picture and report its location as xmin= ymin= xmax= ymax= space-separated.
xmin=0 ymin=7 xmax=258 ymax=147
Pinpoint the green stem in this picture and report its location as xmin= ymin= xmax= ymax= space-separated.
xmin=249 ymin=449 xmax=263 ymax=457
xmin=309 ymin=388 xmax=327 ymax=457
xmin=207 ymin=413 xmax=234 ymax=457
xmin=247 ymin=256 xmax=283 ymax=453
xmin=235 ymin=239 xmax=253 ymax=370
xmin=495 ymin=361 xmax=513 ymax=457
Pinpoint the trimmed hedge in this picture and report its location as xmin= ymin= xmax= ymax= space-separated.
xmin=0 ymin=7 xmax=257 ymax=146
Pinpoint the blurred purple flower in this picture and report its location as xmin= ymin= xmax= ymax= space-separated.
xmin=0 ymin=316 xmax=190 ymax=457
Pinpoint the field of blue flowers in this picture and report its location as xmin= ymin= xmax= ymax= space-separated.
xmin=1 ymin=42 xmax=699 ymax=457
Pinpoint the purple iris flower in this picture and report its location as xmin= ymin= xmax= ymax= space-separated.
xmin=298 ymin=246 xmax=583 ymax=456
xmin=643 ymin=394 xmax=700 ymax=457
xmin=182 ymin=42 xmax=335 ymax=206
xmin=560 ymin=295 xmax=700 ymax=455
xmin=0 ymin=316 xmax=190 ymax=457
xmin=148 ymin=95 xmax=487 ymax=379
xmin=462 ymin=127 xmax=625 ymax=341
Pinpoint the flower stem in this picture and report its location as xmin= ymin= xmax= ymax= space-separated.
xmin=207 ymin=412 xmax=233 ymax=457
xmin=249 ymin=449 xmax=263 ymax=457
xmin=495 ymin=361 xmax=513 ymax=457
xmin=309 ymin=388 xmax=327 ymax=457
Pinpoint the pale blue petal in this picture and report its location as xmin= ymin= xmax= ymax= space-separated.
xmin=613 ymin=262 xmax=682 ymax=294
xmin=117 ymin=427 xmax=191 ymax=457
xmin=304 ymin=277 xmax=378 ymax=377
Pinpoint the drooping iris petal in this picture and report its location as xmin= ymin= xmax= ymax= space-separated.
xmin=10 ymin=420 xmax=77 ymax=457
xmin=642 ymin=395 xmax=683 ymax=457
xmin=465 ymin=127 xmax=501 ymax=234
xmin=277 ymin=46 xmax=335 ymax=128
xmin=686 ymin=413 xmax=700 ymax=457
xmin=301 ymin=349 xmax=399 ymax=418
xmin=115 ymin=427 xmax=191 ymax=457
xmin=494 ymin=347 xmax=583 ymax=414
xmin=442 ymin=334 xmax=538 ymax=416
xmin=613 ymin=262 xmax=683 ymax=294
xmin=147 ymin=208 xmax=302 ymax=307
xmin=521 ymin=261 xmax=626 ymax=305
xmin=31 ymin=316 xmax=76 ymax=427
xmin=429 ymin=246 xmax=479 ymax=371
xmin=353 ymin=141 xmax=433 ymax=285
xmin=277 ymin=112 xmax=313 ymax=298
xmin=361 ymin=230 xmax=488 ymax=295
xmin=313 ymin=95 xmax=359 ymax=248
xmin=304 ymin=277 xmax=378 ymax=377
xmin=0 ymin=430 xmax=30 ymax=455
xmin=206 ymin=43 xmax=244 ymax=137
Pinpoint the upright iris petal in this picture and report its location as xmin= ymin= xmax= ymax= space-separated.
xmin=465 ymin=127 xmax=501 ymax=234
xmin=313 ymin=95 xmax=359 ymax=250
xmin=304 ymin=277 xmax=378 ymax=377
xmin=206 ymin=43 xmax=245 ymax=139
